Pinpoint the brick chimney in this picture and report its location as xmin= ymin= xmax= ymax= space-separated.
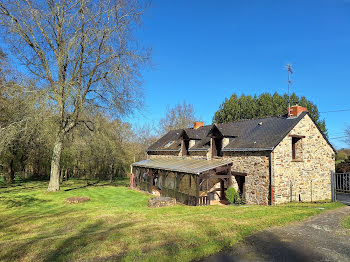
xmin=193 ymin=121 xmax=204 ymax=129
xmin=289 ymin=105 xmax=307 ymax=117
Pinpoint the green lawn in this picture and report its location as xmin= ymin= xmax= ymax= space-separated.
xmin=0 ymin=179 xmax=344 ymax=262
xmin=342 ymin=215 xmax=350 ymax=230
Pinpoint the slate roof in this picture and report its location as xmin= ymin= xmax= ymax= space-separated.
xmin=147 ymin=112 xmax=335 ymax=152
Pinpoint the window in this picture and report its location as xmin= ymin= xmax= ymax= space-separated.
xmin=214 ymin=138 xmax=222 ymax=156
xmin=211 ymin=137 xmax=223 ymax=157
xmin=292 ymin=137 xmax=303 ymax=160
xmin=181 ymin=139 xmax=190 ymax=156
xmin=164 ymin=141 xmax=174 ymax=148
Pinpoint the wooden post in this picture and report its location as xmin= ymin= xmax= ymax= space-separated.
xmin=150 ymin=169 xmax=154 ymax=193
xmin=290 ymin=181 xmax=293 ymax=202
xmin=227 ymin=168 xmax=233 ymax=187
xmin=196 ymin=175 xmax=200 ymax=206
xmin=310 ymin=179 xmax=312 ymax=202
xmin=331 ymin=171 xmax=336 ymax=202
xmin=174 ymin=172 xmax=177 ymax=199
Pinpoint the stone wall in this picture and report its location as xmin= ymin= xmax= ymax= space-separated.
xmin=147 ymin=149 xmax=270 ymax=205
xmin=272 ymin=114 xmax=335 ymax=204
xmin=147 ymin=151 xmax=179 ymax=159
xmin=222 ymin=151 xmax=270 ymax=205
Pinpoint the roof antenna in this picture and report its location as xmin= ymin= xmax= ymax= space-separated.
xmin=285 ymin=64 xmax=293 ymax=116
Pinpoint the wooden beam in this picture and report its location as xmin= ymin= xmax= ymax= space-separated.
xmin=232 ymin=171 xmax=247 ymax=176
xmin=200 ymin=166 xmax=231 ymax=177
xmin=207 ymin=174 xmax=232 ymax=179
xmin=289 ymin=134 xmax=305 ymax=138
xmin=199 ymin=177 xmax=209 ymax=188
xmin=228 ymin=169 xmax=233 ymax=187
xmin=214 ymin=165 xmax=232 ymax=173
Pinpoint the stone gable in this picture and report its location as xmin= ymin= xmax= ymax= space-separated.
xmin=272 ymin=114 xmax=335 ymax=204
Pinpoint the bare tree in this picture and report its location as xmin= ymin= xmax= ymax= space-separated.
xmin=346 ymin=126 xmax=350 ymax=147
xmin=0 ymin=0 xmax=150 ymax=191
xmin=159 ymin=101 xmax=196 ymax=134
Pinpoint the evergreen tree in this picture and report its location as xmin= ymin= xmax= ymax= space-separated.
xmin=213 ymin=92 xmax=327 ymax=136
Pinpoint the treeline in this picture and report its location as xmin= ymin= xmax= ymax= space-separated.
xmin=213 ymin=92 xmax=327 ymax=136
xmin=337 ymin=149 xmax=350 ymax=163
xmin=0 ymin=85 xmax=155 ymax=183
xmin=0 ymin=56 xmax=156 ymax=183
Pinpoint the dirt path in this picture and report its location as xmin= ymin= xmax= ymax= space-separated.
xmin=203 ymin=206 xmax=350 ymax=262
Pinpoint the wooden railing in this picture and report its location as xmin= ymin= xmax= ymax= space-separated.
xmin=133 ymin=169 xmax=211 ymax=206
xmin=161 ymin=187 xmax=198 ymax=206
xmin=198 ymin=195 xmax=210 ymax=206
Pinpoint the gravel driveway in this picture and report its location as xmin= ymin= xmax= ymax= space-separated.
xmin=203 ymin=205 xmax=350 ymax=262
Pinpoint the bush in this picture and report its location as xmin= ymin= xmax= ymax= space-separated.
xmin=226 ymin=187 xmax=239 ymax=204
xmin=336 ymin=156 xmax=350 ymax=173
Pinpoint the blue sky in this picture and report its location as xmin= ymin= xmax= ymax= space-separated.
xmin=131 ymin=0 xmax=350 ymax=149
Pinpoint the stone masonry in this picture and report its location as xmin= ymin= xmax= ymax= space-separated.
xmin=222 ymin=151 xmax=270 ymax=205
xmin=146 ymin=114 xmax=335 ymax=205
xmin=272 ymin=114 xmax=335 ymax=204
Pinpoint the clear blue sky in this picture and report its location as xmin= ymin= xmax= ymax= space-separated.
xmin=131 ymin=0 xmax=350 ymax=149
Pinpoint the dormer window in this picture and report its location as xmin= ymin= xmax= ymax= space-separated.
xmin=181 ymin=139 xmax=190 ymax=156
xmin=212 ymin=137 xmax=223 ymax=157
xmin=207 ymin=124 xmax=224 ymax=158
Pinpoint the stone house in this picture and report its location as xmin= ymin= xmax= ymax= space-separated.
xmin=131 ymin=106 xmax=336 ymax=205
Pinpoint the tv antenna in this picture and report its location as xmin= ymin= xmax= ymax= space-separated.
xmin=285 ymin=64 xmax=293 ymax=116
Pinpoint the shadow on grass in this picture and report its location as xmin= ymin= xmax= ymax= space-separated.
xmin=42 ymin=220 xmax=135 ymax=262
xmin=0 ymin=195 xmax=51 ymax=208
xmin=0 ymin=214 xmax=136 ymax=262
xmin=0 ymin=178 xmax=129 ymax=194
xmin=202 ymin=231 xmax=327 ymax=262
xmin=63 ymin=179 xmax=129 ymax=192
xmin=64 ymin=180 xmax=100 ymax=191
xmin=0 ymin=182 xmax=48 ymax=194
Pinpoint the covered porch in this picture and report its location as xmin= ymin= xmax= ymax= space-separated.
xmin=131 ymin=158 xmax=233 ymax=206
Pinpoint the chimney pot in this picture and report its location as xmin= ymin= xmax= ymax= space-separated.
xmin=193 ymin=121 xmax=204 ymax=129
xmin=289 ymin=105 xmax=307 ymax=117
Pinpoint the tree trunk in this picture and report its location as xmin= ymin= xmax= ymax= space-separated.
xmin=24 ymin=165 xmax=28 ymax=179
xmin=47 ymin=135 xmax=63 ymax=192
xmin=7 ymin=158 xmax=15 ymax=183
xmin=73 ymin=164 xmax=77 ymax=178
xmin=109 ymin=164 xmax=114 ymax=183
xmin=60 ymin=168 xmax=64 ymax=183
xmin=33 ymin=158 xmax=40 ymax=177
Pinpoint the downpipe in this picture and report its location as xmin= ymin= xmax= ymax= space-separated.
xmin=269 ymin=152 xmax=274 ymax=205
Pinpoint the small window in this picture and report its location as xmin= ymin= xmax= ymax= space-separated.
xmin=182 ymin=139 xmax=190 ymax=156
xmin=164 ymin=141 xmax=175 ymax=148
xmin=211 ymin=137 xmax=223 ymax=157
xmin=292 ymin=137 xmax=303 ymax=160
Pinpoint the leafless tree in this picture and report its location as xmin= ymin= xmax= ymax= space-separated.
xmin=0 ymin=0 xmax=150 ymax=191
xmin=159 ymin=101 xmax=196 ymax=134
xmin=346 ymin=126 xmax=350 ymax=147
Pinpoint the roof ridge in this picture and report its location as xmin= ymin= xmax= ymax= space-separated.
xmin=218 ymin=114 xmax=288 ymax=124
xmin=184 ymin=114 xmax=289 ymax=131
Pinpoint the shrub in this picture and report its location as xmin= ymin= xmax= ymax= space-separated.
xmin=226 ymin=187 xmax=239 ymax=204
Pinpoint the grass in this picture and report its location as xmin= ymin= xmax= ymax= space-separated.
xmin=342 ymin=215 xmax=350 ymax=230
xmin=0 ymin=179 xmax=344 ymax=262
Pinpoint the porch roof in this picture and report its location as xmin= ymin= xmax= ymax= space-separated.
xmin=132 ymin=157 xmax=232 ymax=175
